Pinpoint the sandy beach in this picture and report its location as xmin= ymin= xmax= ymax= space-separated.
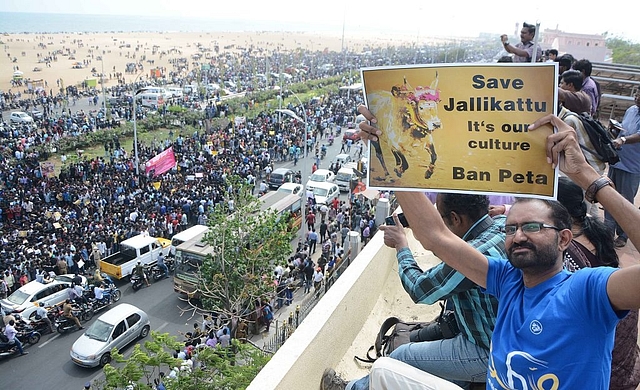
xmin=0 ymin=31 xmax=414 ymax=93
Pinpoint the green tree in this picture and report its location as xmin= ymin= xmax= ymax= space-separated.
xmin=99 ymin=332 xmax=270 ymax=390
xmin=606 ymin=37 xmax=640 ymax=65
xmin=196 ymin=175 xmax=295 ymax=320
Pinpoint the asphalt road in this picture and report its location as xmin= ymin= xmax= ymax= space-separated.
xmin=0 ymin=124 xmax=360 ymax=389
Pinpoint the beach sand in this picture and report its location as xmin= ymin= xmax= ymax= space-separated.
xmin=0 ymin=31 xmax=413 ymax=93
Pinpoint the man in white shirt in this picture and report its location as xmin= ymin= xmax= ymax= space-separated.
xmin=34 ymin=303 xmax=55 ymax=333
xmin=4 ymin=319 xmax=28 ymax=355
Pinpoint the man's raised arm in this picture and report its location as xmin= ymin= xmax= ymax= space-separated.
xmin=530 ymin=114 xmax=640 ymax=310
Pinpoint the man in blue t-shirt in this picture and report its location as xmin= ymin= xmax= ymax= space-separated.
xmin=344 ymin=110 xmax=640 ymax=389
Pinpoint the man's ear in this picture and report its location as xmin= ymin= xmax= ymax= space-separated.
xmin=557 ymin=229 xmax=573 ymax=251
xmin=449 ymin=211 xmax=462 ymax=226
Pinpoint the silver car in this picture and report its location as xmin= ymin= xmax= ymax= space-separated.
xmin=70 ymin=303 xmax=150 ymax=367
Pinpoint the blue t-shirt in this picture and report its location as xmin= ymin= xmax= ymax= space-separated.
xmin=485 ymin=258 xmax=624 ymax=389
xmin=613 ymin=104 xmax=640 ymax=174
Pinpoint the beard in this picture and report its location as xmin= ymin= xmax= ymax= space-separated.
xmin=507 ymin=237 xmax=559 ymax=272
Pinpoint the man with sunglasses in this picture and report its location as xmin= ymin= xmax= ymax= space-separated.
xmin=342 ymin=110 xmax=640 ymax=389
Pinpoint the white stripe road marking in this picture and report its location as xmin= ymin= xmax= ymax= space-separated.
xmin=38 ymin=334 xmax=60 ymax=348
xmin=155 ymin=321 xmax=168 ymax=332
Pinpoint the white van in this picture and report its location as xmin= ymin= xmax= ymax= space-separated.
xmin=170 ymin=225 xmax=209 ymax=256
xmin=137 ymin=93 xmax=165 ymax=109
xmin=335 ymin=153 xmax=353 ymax=166
xmin=335 ymin=167 xmax=359 ymax=192
xmin=166 ymin=86 xmax=183 ymax=99
xmin=139 ymin=86 xmax=171 ymax=100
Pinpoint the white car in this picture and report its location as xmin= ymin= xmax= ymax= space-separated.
xmin=312 ymin=182 xmax=340 ymax=205
xmin=277 ymin=182 xmax=303 ymax=197
xmin=10 ymin=111 xmax=34 ymax=124
xmin=305 ymin=169 xmax=335 ymax=191
xmin=70 ymin=303 xmax=151 ymax=367
xmin=0 ymin=274 xmax=87 ymax=320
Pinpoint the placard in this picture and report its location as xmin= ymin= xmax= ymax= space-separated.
xmin=361 ymin=63 xmax=558 ymax=198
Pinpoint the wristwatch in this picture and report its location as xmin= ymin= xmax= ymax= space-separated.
xmin=621 ymin=136 xmax=627 ymax=144
xmin=503 ymin=41 xmax=510 ymax=47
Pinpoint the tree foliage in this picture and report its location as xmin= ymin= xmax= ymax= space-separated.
xmin=606 ymin=37 xmax=640 ymax=65
xmin=99 ymin=331 xmax=270 ymax=390
xmin=196 ymin=175 xmax=295 ymax=317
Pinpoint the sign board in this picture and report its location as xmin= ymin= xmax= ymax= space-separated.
xmin=361 ymin=63 xmax=558 ymax=198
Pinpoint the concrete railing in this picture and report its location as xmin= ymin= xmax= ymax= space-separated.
xmin=247 ymin=228 xmax=441 ymax=389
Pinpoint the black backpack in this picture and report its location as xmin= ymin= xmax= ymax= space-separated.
xmin=354 ymin=304 xmax=460 ymax=364
xmin=354 ymin=317 xmax=432 ymax=364
xmin=567 ymin=112 xmax=620 ymax=165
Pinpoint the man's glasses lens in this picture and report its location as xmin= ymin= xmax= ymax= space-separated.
xmin=503 ymin=223 xmax=558 ymax=235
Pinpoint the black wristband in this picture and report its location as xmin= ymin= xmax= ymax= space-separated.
xmin=585 ymin=176 xmax=614 ymax=204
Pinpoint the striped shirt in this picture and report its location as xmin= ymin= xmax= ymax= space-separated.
xmin=397 ymin=214 xmax=506 ymax=350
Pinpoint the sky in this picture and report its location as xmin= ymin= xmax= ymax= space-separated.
xmin=1 ymin=0 xmax=639 ymax=42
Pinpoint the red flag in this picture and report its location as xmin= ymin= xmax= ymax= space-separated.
xmin=145 ymin=147 xmax=176 ymax=177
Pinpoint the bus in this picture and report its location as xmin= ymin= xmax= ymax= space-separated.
xmin=170 ymin=225 xmax=210 ymax=257
xmin=173 ymin=192 xmax=302 ymax=298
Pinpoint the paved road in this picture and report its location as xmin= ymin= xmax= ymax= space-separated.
xmin=0 ymin=124 xmax=361 ymax=388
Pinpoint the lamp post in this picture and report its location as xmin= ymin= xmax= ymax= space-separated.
xmin=132 ymin=72 xmax=144 ymax=176
xmin=276 ymin=98 xmax=310 ymax=239
xmin=100 ymin=56 xmax=107 ymax=114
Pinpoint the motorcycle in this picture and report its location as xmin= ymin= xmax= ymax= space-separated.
xmin=22 ymin=309 xmax=57 ymax=335
xmin=88 ymin=284 xmax=122 ymax=313
xmin=150 ymin=258 xmax=175 ymax=282
xmin=0 ymin=339 xmax=21 ymax=359
xmin=131 ymin=267 xmax=151 ymax=291
xmin=17 ymin=327 xmax=41 ymax=346
xmin=53 ymin=305 xmax=92 ymax=334
xmin=328 ymin=135 xmax=334 ymax=146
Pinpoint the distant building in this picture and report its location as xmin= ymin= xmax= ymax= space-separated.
xmin=541 ymin=28 xmax=611 ymax=62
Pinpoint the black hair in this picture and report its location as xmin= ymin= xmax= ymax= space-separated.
xmin=556 ymin=54 xmax=574 ymax=68
xmin=573 ymin=59 xmax=593 ymax=77
xmin=438 ymin=194 xmax=490 ymax=223
xmin=497 ymin=56 xmax=514 ymax=63
xmin=548 ymin=49 xmax=559 ymax=56
xmin=557 ymin=177 xmax=618 ymax=267
xmin=522 ymin=22 xmax=536 ymax=35
xmin=561 ymin=70 xmax=584 ymax=91
xmin=513 ymin=198 xmax=572 ymax=232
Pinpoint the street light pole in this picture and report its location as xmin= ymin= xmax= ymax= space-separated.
xmin=132 ymin=72 xmax=144 ymax=176
xmin=100 ymin=57 xmax=107 ymax=114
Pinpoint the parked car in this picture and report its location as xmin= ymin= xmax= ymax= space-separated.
xmin=9 ymin=111 xmax=34 ymax=124
xmin=70 ymin=303 xmax=150 ymax=367
xmin=312 ymin=182 xmax=340 ymax=205
xmin=0 ymin=274 xmax=87 ymax=321
xmin=305 ymin=169 xmax=335 ymax=191
xmin=277 ymin=182 xmax=303 ymax=197
xmin=343 ymin=129 xmax=361 ymax=142
xmin=268 ymin=168 xmax=295 ymax=189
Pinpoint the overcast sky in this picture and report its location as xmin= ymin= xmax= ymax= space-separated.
xmin=2 ymin=0 xmax=638 ymax=42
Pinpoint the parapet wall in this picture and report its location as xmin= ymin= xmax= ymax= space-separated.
xmin=247 ymin=228 xmax=441 ymax=389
